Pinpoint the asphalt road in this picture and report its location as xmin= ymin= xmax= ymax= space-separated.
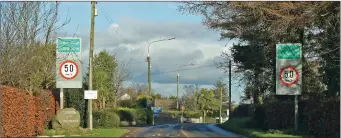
xmin=121 ymin=123 xmax=241 ymax=137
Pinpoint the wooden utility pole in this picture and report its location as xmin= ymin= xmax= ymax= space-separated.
xmin=147 ymin=56 xmax=151 ymax=96
xmin=177 ymin=73 xmax=179 ymax=110
xmin=219 ymin=87 xmax=223 ymax=123
xmin=228 ymin=60 xmax=232 ymax=118
xmin=88 ymin=1 xmax=96 ymax=131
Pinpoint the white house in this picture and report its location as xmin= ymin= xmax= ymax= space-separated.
xmin=119 ymin=93 xmax=131 ymax=100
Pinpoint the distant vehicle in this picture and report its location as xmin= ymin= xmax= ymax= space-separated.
xmin=183 ymin=117 xmax=192 ymax=123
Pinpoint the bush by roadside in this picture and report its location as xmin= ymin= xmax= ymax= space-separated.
xmin=183 ymin=111 xmax=201 ymax=118
xmin=163 ymin=110 xmax=182 ymax=119
xmin=93 ymin=110 xmax=120 ymax=128
xmin=252 ymin=97 xmax=339 ymax=138
xmin=1 ymin=85 xmax=57 ymax=137
xmin=234 ymin=97 xmax=339 ymax=138
xmin=106 ymin=107 xmax=147 ymax=126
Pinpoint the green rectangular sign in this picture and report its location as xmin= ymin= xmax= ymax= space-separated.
xmin=57 ymin=38 xmax=81 ymax=52
xmin=276 ymin=43 xmax=302 ymax=95
xmin=277 ymin=44 xmax=301 ymax=59
xmin=56 ymin=37 xmax=82 ymax=88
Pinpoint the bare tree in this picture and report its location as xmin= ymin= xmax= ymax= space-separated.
xmin=113 ymin=61 xmax=132 ymax=108
xmin=0 ymin=2 xmax=70 ymax=95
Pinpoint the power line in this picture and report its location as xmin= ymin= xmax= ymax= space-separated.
xmin=135 ymin=64 xmax=216 ymax=78
xmin=97 ymin=3 xmax=145 ymax=65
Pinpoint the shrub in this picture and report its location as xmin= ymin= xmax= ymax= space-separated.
xmin=303 ymin=97 xmax=340 ymax=138
xmin=146 ymin=107 xmax=153 ymax=125
xmin=230 ymin=104 xmax=251 ymax=118
xmin=252 ymin=105 xmax=266 ymax=130
xmin=111 ymin=108 xmax=147 ymax=125
xmin=93 ymin=110 xmax=120 ymax=128
xmin=0 ymin=86 xmax=57 ymax=137
xmin=262 ymin=100 xmax=294 ymax=129
xmin=258 ymin=97 xmax=339 ymax=138
xmin=163 ymin=110 xmax=181 ymax=118
xmin=183 ymin=111 xmax=201 ymax=118
xmin=119 ymin=100 xmax=134 ymax=108
xmin=116 ymin=109 xmax=134 ymax=122
xmin=120 ymin=121 xmax=130 ymax=127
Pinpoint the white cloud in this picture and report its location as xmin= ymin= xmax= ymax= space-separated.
xmin=62 ymin=17 xmax=243 ymax=102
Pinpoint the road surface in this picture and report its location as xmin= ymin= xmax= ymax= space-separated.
xmin=121 ymin=123 xmax=243 ymax=137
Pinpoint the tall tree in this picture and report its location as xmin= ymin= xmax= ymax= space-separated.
xmin=179 ymin=1 xmax=340 ymax=100
xmin=196 ymin=88 xmax=219 ymax=122
xmin=112 ymin=61 xmax=131 ymax=108
xmin=213 ymin=79 xmax=228 ymax=102
xmin=91 ymin=50 xmax=117 ymax=109
xmin=0 ymin=2 xmax=69 ymax=95
xmin=180 ymin=84 xmax=200 ymax=111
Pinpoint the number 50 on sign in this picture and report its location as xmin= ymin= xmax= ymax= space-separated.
xmin=60 ymin=60 xmax=79 ymax=80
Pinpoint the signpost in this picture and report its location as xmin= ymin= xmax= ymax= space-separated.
xmin=56 ymin=37 xmax=83 ymax=109
xmin=276 ymin=43 xmax=302 ymax=132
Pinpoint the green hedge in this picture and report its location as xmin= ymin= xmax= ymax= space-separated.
xmin=146 ymin=107 xmax=153 ymax=125
xmin=302 ymin=97 xmax=340 ymax=138
xmin=252 ymin=97 xmax=340 ymax=138
xmin=93 ymin=110 xmax=120 ymax=128
xmin=106 ymin=108 xmax=147 ymax=126
xmin=230 ymin=104 xmax=252 ymax=118
xmin=183 ymin=111 xmax=201 ymax=118
xmin=163 ymin=110 xmax=202 ymax=118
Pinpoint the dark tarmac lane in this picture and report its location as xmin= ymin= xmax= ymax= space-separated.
xmin=121 ymin=123 xmax=243 ymax=137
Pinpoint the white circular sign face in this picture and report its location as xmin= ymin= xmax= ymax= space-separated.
xmin=280 ymin=66 xmax=299 ymax=86
xmin=59 ymin=60 xmax=79 ymax=80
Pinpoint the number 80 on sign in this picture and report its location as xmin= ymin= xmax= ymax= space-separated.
xmin=59 ymin=60 xmax=79 ymax=80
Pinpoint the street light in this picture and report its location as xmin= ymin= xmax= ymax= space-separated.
xmin=147 ymin=37 xmax=176 ymax=97
xmin=177 ymin=63 xmax=195 ymax=110
xmin=146 ymin=37 xmax=175 ymax=125
xmin=147 ymin=37 xmax=175 ymax=57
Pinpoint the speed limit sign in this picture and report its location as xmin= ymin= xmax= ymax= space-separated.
xmin=279 ymin=66 xmax=299 ymax=86
xmin=59 ymin=60 xmax=79 ymax=80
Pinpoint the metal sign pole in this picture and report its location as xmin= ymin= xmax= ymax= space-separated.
xmin=60 ymin=88 xmax=64 ymax=109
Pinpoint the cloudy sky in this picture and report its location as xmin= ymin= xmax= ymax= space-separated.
xmin=57 ymin=2 xmax=245 ymax=104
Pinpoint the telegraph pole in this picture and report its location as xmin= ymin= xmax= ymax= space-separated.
xmin=146 ymin=38 xmax=175 ymax=125
xmin=147 ymin=56 xmax=151 ymax=96
xmin=177 ymin=73 xmax=179 ymax=110
xmin=88 ymin=1 xmax=96 ymax=131
xmin=228 ymin=60 xmax=232 ymax=118
xmin=147 ymin=55 xmax=153 ymax=125
xmin=219 ymin=87 xmax=223 ymax=123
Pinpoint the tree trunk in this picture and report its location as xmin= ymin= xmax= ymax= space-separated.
xmin=114 ymin=96 xmax=117 ymax=108
xmin=99 ymin=99 xmax=103 ymax=109
xmin=253 ymin=72 xmax=260 ymax=104
xmin=102 ymin=97 xmax=106 ymax=109
xmin=203 ymin=111 xmax=206 ymax=123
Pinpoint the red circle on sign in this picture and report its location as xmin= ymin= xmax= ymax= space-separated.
xmin=59 ymin=60 xmax=79 ymax=80
xmin=279 ymin=66 xmax=299 ymax=86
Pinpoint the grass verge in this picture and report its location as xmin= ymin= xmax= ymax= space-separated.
xmin=85 ymin=128 xmax=128 ymax=137
xmin=217 ymin=117 xmax=311 ymax=138
xmin=43 ymin=128 xmax=128 ymax=137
